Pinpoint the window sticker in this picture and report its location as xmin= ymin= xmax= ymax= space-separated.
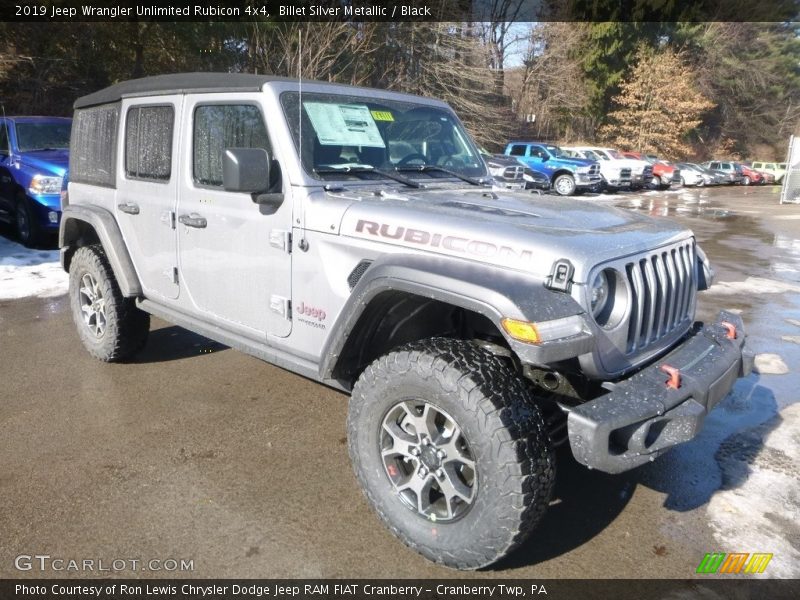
xmin=371 ymin=110 xmax=394 ymax=122
xmin=304 ymin=102 xmax=385 ymax=148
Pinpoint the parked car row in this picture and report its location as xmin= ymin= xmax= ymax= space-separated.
xmin=484 ymin=139 xmax=785 ymax=196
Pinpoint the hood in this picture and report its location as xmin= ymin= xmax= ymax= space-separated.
xmin=484 ymin=154 xmax=522 ymax=168
xmin=336 ymin=186 xmax=691 ymax=283
xmin=618 ymin=158 xmax=650 ymax=172
xmin=19 ymin=149 xmax=69 ymax=176
xmin=549 ymin=155 xmax=596 ymax=168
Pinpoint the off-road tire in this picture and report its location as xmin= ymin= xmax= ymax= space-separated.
xmin=15 ymin=194 xmax=42 ymax=248
xmin=348 ymin=338 xmax=555 ymax=570
xmin=69 ymin=244 xmax=149 ymax=361
xmin=742 ymin=176 xmax=751 ymax=186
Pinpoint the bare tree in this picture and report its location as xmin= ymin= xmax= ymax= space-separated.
xmin=509 ymin=23 xmax=592 ymax=141
xmin=246 ymin=23 xmax=378 ymax=85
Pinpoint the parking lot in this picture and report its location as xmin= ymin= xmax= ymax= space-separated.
xmin=1 ymin=184 xmax=798 ymax=579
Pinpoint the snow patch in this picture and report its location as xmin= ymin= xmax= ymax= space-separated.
xmin=707 ymin=277 xmax=800 ymax=296
xmin=754 ymin=354 xmax=789 ymax=375
xmin=0 ymin=236 xmax=67 ymax=300
xmin=706 ymin=404 xmax=800 ymax=577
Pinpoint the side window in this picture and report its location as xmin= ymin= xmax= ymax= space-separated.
xmin=710 ymin=162 xmax=719 ymax=169
xmin=125 ymin=105 xmax=174 ymax=181
xmin=70 ymin=104 xmax=120 ymax=187
xmin=509 ymin=144 xmax=526 ymax=157
xmin=529 ymin=146 xmax=546 ymax=159
xmin=193 ymin=104 xmax=270 ymax=188
xmin=0 ymin=121 xmax=10 ymax=154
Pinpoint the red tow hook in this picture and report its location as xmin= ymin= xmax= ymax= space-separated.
xmin=660 ymin=364 xmax=681 ymax=390
xmin=720 ymin=321 xmax=737 ymax=340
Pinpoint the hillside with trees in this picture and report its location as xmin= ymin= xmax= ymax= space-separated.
xmin=0 ymin=20 xmax=797 ymax=160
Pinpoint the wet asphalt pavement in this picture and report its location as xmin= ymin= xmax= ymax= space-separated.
xmin=1 ymin=185 xmax=798 ymax=579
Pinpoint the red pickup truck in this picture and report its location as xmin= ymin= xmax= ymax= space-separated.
xmin=622 ymin=152 xmax=680 ymax=190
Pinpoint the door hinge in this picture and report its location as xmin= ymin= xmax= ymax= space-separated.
xmin=269 ymin=295 xmax=291 ymax=320
xmin=172 ymin=267 xmax=179 ymax=285
xmin=269 ymin=229 xmax=292 ymax=253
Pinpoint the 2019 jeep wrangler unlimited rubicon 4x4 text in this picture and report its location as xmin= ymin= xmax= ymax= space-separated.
xmin=60 ymin=74 xmax=752 ymax=570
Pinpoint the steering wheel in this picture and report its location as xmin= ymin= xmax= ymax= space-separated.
xmin=397 ymin=153 xmax=428 ymax=166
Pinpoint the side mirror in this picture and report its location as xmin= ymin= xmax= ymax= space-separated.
xmin=540 ymin=155 xmax=549 ymax=162
xmin=222 ymin=148 xmax=270 ymax=193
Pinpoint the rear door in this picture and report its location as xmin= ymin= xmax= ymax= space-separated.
xmin=115 ymin=99 xmax=181 ymax=300
xmin=176 ymin=95 xmax=293 ymax=340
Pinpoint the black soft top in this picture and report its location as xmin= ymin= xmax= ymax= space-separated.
xmin=73 ymin=72 xmax=340 ymax=109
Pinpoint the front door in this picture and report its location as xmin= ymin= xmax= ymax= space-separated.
xmin=176 ymin=95 xmax=293 ymax=340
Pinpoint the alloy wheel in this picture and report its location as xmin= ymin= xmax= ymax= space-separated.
xmin=380 ymin=400 xmax=476 ymax=522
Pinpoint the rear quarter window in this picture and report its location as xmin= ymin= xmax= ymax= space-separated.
xmin=70 ymin=104 xmax=120 ymax=188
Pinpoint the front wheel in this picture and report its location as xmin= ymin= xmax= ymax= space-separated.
xmin=742 ymin=176 xmax=751 ymax=186
xmin=553 ymin=174 xmax=576 ymax=196
xmin=69 ymin=244 xmax=150 ymax=361
xmin=348 ymin=338 xmax=555 ymax=570
xmin=15 ymin=195 xmax=42 ymax=248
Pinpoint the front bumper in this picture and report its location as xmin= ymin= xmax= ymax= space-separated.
xmin=29 ymin=193 xmax=62 ymax=230
xmin=576 ymin=173 xmax=603 ymax=188
xmin=567 ymin=311 xmax=753 ymax=474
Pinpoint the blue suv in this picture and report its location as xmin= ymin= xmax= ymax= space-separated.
xmin=0 ymin=116 xmax=71 ymax=246
xmin=504 ymin=141 xmax=602 ymax=196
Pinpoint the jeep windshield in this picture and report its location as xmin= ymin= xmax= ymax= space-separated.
xmin=280 ymin=91 xmax=487 ymax=183
xmin=15 ymin=122 xmax=71 ymax=152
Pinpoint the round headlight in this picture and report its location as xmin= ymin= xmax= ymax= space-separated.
xmin=589 ymin=268 xmax=629 ymax=329
xmin=591 ymin=271 xmax=610 ymax=317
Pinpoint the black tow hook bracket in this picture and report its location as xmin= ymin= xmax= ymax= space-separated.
xmin=546 ymin=258 xmax=574 ymax=292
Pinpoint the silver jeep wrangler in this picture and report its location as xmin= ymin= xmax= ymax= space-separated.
xmin=60 ymin=73 xmax=752 ymax=570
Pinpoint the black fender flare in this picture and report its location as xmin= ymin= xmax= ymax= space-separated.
xmin=59 ymin=204 xmax=143 ymax=297
xmin=318 ymin=253 xmax=591 ymax=380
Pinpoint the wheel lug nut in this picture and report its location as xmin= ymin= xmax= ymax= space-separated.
xmin=419 ymin=467 xmax=428 ymax=477
xmin=436 ymin=450 xmax=446 ymax=459
xmin=410 ymin=447 xmax=420 ymax=456
xmin=435 ymin=468 xmax=444 ymax=478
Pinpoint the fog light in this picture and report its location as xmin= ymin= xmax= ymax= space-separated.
xmin=48 ymin=211 xmax=59 ymax=224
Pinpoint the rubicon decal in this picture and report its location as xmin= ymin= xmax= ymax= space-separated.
xmin=355 ymin=220 xmax=534 ymax=262
xmin=696 ymin=552 xmax=773 ymax=574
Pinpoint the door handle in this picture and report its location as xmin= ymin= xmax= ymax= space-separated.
xmin=117 ymin=202 xmax=140 ymax=215
xmin=178 ymin=213 xmax=207 ymax=228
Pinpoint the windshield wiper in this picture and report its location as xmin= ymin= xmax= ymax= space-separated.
xmin=394 ymin=164 xmax=485 ymax=186
xmin=314 ymin=165 xmax=420 ymax=189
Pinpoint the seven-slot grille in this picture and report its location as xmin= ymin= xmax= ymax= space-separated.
xmin=620 ymin=168 xmax=632 ymax=179
xmin=624 ymin=240 xmax=696 ymax=353
xmin=588 ymin=164 xmax=600 ymax=176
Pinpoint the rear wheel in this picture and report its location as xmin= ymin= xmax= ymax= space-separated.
xmin=742 ymin=176 xmax=751 ymax=186
xmin=69 ymin=244 xmax=150 ymax=361
xmin=348 ymin=338 xmax=555 ymax=570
